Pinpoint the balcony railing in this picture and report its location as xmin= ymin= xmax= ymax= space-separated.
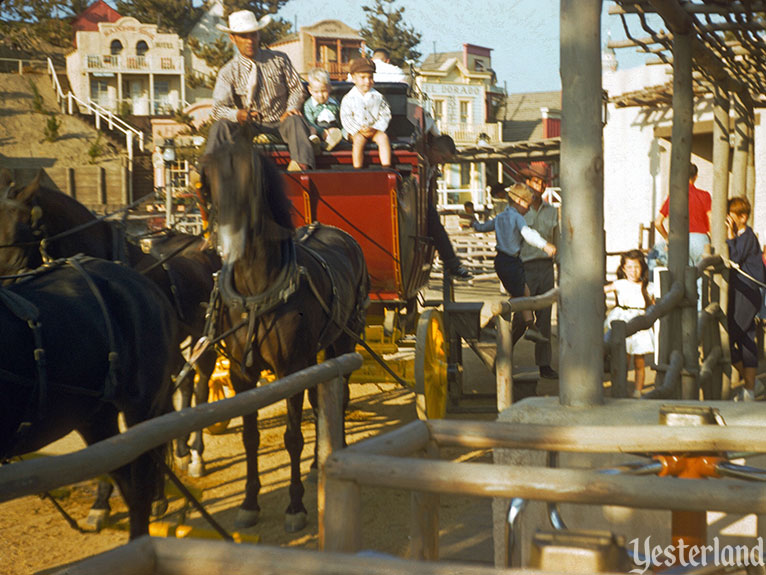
xmin=84 ymin=54 xmax=183 ymax=73
xmin=437 ymin=121 xmax=503 ymax=145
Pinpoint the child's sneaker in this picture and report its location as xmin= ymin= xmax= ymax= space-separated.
xmin=309 ymin=133 xmax=321 ymax=153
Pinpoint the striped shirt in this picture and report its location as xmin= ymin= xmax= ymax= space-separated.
xmin=340 ymin=86 xmax=391 ymax=136
xmin=211 ymin=50 xmax=306 ymax=124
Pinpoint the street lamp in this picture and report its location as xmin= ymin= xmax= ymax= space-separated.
xmin=162 ymin=139 xmax=176 ymax=228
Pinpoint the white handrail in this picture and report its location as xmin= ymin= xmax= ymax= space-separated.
xmin=46 ymin=57 xmax=146 ymax=158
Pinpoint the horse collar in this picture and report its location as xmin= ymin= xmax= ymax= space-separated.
xmin=218 ymin=240 xmax=301 ymax=317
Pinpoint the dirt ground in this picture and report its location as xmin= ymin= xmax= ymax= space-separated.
xmin=0 ymin=380 xmax=498 ymax=575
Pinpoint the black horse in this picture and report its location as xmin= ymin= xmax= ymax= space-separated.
xmin=0 ymin=256 xmax=178 ymax=539
xmin=199 ymin=134 xmax=369 ymax=531
xmin=0 ymin=169 xmax=220 ymax=468
xmin=0 ymin=170 xmax=220 ymax=526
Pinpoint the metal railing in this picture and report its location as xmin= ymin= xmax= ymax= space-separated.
xmin=46 ymin=57 xmax=145 ymax=162
xmin=437 ymin=121 xmax=503 ymax=145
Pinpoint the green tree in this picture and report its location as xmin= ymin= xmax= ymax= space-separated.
xmin=187 ymin=35 xmax=233 ymax=88
xmin=359 ymin=0 xmax=421 ymax=66
xmin=219 ymin=0 xmax=291 ymax=46
xmin=115 ymin=0 xmax=202 ymax=35
xmin=1 ymin=0 xmax=82 ymax=48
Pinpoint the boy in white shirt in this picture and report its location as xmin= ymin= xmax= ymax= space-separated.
xmin=340 ymin=57 xmax=392 ymax=169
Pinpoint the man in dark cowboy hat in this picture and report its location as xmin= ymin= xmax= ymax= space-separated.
xmin=206 ymin=10 xmax=314 ymax=171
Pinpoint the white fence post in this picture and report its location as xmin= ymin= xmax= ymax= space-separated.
xmin=95 ymin=110 xmax=101 ymax=130
xmin=68 ymin=92 xmax=73 ymax=115
xmin=127 ymin=131 xmax=133 ymax=164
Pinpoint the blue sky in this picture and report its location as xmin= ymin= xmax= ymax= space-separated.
xmin=279 ymin=0 xmax=662 ymax=93
xmin=95 ymin=0 xmax=661 ymax=94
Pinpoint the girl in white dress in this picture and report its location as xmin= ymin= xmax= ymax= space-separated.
xmin=605 ymin=250 xmax=654 ymax=397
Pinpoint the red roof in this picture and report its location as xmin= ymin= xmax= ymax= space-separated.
xmin=72 ymin=0 xmax=122 ymax=46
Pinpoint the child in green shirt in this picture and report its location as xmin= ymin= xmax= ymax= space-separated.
xmin=303 ymin=68 xmax=343 ymax=151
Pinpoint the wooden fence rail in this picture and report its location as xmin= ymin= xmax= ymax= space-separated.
xmin=59 ymin=536 xmax=565 ymax=575
xmin=320 ymin=417 xmax=766 ymax=558
xmin=0 ymin=353 xmax=362 ymax=502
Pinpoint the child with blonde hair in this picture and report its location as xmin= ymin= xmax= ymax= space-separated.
xmin=303 ymin=67 xmax=343 ymax=151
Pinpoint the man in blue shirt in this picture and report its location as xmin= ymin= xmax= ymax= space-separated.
xmin=467 ymin=183 xmax=556 ymax=342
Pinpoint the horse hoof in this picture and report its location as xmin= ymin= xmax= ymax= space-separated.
xmin=188 ymin=451 xmax=205 ymax=478
xmin=235 ymin=508 xmax=260 ymax=528
xmin=85 ymin=509 xmax=109 ymax=531
xmin=306 ymin=468 xmax=318 ymax=483
xmin=152 ymin=498 xmax=169 ymax=518
xmin=176 ymin=454 xmax=190 ymax=473
xmin=285 ymin=511 xmax=308 ymax=533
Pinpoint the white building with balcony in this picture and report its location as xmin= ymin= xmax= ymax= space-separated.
xmin=415 ymin=44 xmax=505 ymax=210
xmin=67 ymin=16 xmax=185 ymax=116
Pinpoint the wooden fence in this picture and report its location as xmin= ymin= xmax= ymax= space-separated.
xmin=320 ymin=418 xmax=766 ymax=561
xmin=0 ymin=354 xmax=360 ymax=503
xmin=58 ymin=536 xmax=568 ymax=575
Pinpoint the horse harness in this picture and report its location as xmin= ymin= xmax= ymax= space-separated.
xmin=211 ymin=222 xmax=347 ymax=371
xmin=0 ymin=256 xmax=123 ymax=445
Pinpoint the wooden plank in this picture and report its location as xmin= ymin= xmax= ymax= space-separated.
xmin=325 ymin=452 xmax=766 ymax=514
xmin=409 ymin=440 xmax=439 ymax=561
xmin=346 ymin=420 xmax=430 ymax=456
xmin=142 ymin=536 xmax=562 ymax=575
xmin=425 ymin=419 xmax=766 ymax=453
xmin=0 ymin=354 xmax=362 ymax=502
xmin=54 ymin=536 xmax=155 ymax=575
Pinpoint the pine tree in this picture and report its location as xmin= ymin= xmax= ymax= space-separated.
xmin=359 ymin=0 xmax=421 ymax=66
xmin=115 ymin=0 xmax=202 ymax=35
xmin=1 ymin=0 xmax=82 ymax=48
xmin=222 ymin=0 xmax=292 ymax=46
xmin=186 ymin=35 xmax=233 ymax=88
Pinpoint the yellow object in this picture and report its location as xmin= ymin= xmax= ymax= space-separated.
xmin=414 ymin=309 xmax=448 ymax=419
xmin=143 ymin=521 xmax=259 ymax=543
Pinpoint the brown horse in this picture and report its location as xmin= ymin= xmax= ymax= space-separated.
xmin=199 ymin=133 xmax=369 ymax=531
xmin=0 ymin=256 xmax=178 ymax=539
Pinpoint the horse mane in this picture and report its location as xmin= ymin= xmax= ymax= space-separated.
xmin=204 ymin=131 xmax=294 ymax=238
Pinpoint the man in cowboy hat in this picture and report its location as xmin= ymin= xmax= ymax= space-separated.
xmin=207 ymin=10 xmax=314 ymax=171
xmin=464 ymin=182 xmax=556 ymax=343
xmin=511 ymin=166 xmax=560 ymax=379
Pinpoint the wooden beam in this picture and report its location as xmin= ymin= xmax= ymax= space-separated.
xmin=0 ymin=354 xmax=363 ymax=502
xmin=325 ymin=452 xmax=766 ymax=515
xmin=424 ymin=419 xmax=766 ymax=453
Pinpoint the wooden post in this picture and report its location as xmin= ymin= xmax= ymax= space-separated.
xmin=410 ymin=439 xmax=440 ymax=561
xmin=321 ymin=474 xmax=361 ymax=553
xmin=66 ymin=167 xmax=76 ymax=200
xmin=667 ymin=31 xmax=693 ymax=395
xmin=711 ymin=84 xmax=729 ymax=257
xmin=657 ymin=270 xmax=673 ymax=370
xmin=98 ymin=167 xmax=106 ymax=205
xmin=609 ymin=320 xmax=628 ymax=398
xmin=495 ymin=313 xmax=513 ymax=412
xmin=731 ymin=90 xmax=749 ymax=201
xmin=746 ymin=115 xmax=755 ymax=223
xmin=317 ymin=374 xmax=344 ymax=550
xmin=682 ymin=266 xmax=699 ymax=399
xmin=121 ymin=163 xmax=129 ymax=205
xmin=717 ymin=267 xmax=732 ymax=399
xmin=559 ymin=0 xmax=605 ymax=407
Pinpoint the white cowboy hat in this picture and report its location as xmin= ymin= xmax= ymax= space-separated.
xmin=217 ymin=10 xmax=271 ymax=34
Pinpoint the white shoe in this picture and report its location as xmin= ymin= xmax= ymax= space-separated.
xmin=287 ymin=160 xmax=302 ymax=172
xmin=309 ymin=134 xmax=320 ymax=144
xmin=324 ymin=127 xmax=343 ymax=151
xmin=742 ymin=388 xmax=755 ymax=402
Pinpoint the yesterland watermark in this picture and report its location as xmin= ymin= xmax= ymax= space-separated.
xmin=630 ymin=536 xmax=765 ymax=574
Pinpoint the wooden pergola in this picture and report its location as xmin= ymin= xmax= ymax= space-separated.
xmin=558 ymin=0 xmax=765 ymax=406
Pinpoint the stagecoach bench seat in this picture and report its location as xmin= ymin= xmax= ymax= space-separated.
xmin=255 ymin=82 xmax=416 ymax=170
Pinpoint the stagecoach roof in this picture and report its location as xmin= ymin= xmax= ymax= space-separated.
xmin=455 ymin=137 xmax=560 ymax=162
xmin=608 ymin=0 xmax=766 ymax=106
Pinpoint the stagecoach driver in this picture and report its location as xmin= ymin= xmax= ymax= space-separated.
xmin=207 ymin=10 xmax=315 ymax=172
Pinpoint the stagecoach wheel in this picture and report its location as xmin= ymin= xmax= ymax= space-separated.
xmin=206 ymin=358 xmax=235 ymax=435
xmin=415 ymin=309 xmax=448 ymax=420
